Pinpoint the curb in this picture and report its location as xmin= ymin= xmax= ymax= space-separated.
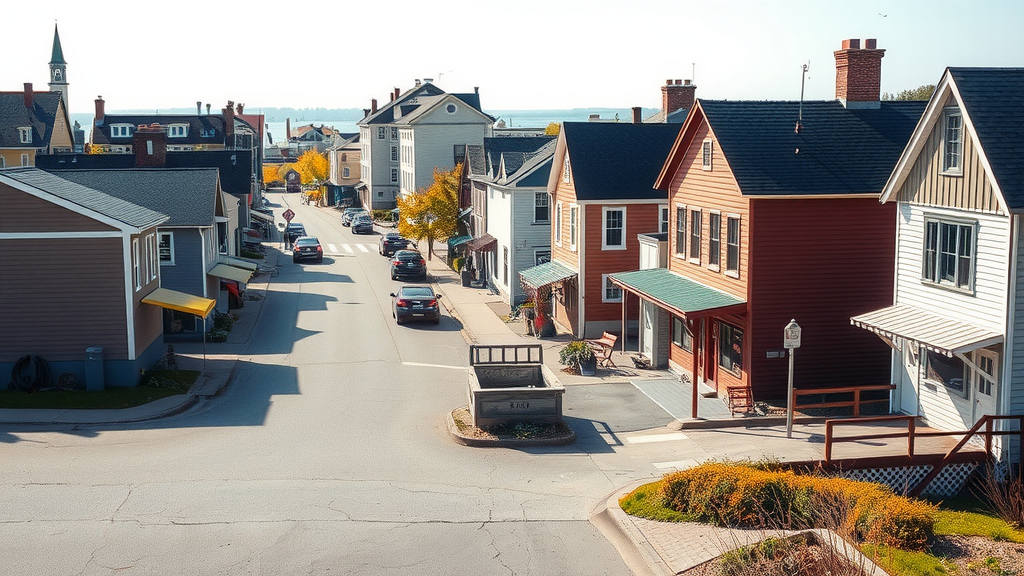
xmin=590 ymin=482 xmax=672 ymax=576
xmin=668 ymin=414 xmax=831 ymax=430
xmin=445 ymin=408 xmax=577 ymax=447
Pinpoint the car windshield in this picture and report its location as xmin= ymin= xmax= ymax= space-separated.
xmin=386 ymin=233 xmax=403 ymax=240
xmin=395 ymin=252 xmax=421 ymax=261
xmin=295 ymin=237 xmax=319 ymax=246
xmin=288 ymin=224 xmax=304 ymax=231
xmin=401 ymin=287 xmax=434 ymax=298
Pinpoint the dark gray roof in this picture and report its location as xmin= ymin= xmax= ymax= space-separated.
xmin=0 ymin=167 xmax=166 ymax=229
xmin=45 ymin=168 xmax=220 ymax=227
xmin=0 ymin=91 xmax=65 ymax=149
xmin=392 ymin=94 xmax=495 ymax=125
xmin=498 ymin=139 xmax=556 ymax=188
xmin=464 ymin=144 xmax=485 ymax=176
xmin=359 ymin=84 xmax=445 ymax=125
xmin=563 ymin=122 xmax=681 ymax=201
xmin=93 ymin=114 xmax=226 ymax=145
xmin=699 ymin=99 xmax=925 ymax=195
xmin=483 ymin=136 xmax=555 ymax=178
xmin=947 ymin=67 xmax=1024 ymax=210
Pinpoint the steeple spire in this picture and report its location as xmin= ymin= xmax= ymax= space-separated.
xmin=50 ymin=23 xmax=66 ymax=65
xmin=48 ymin=22 xmax=69 ymax=109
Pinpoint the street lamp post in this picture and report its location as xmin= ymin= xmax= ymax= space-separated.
xmin=784 ymin=319 xmax=802 ymax=438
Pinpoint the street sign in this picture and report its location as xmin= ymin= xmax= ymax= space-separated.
xmin=283 ymin=209 xmax=295 ymax=222
xmin=783 ymin=319 xmax=802 ymax=349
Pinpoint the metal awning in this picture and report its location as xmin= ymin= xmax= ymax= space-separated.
xmin=250 ymin=210 xmax=273 ymax=222
xmin=142 ymin=288 xmax=216 ymax=318
xmin=208 ymin=263 xmax=253 ymax=284
xmin=447 ymin=235 xmax=472 ymax=248
xmin=466 ymin=233 xmax=497 ymax=252
xmin=609 ymin=268 xmax=746 ymax=317
xmin=218 ymin=256 xmax=258 ymax=271
xmin=519 ymin=261 xmax=578 ymax=289
xmin=851 ymin=304 xmax=1003 ymax=357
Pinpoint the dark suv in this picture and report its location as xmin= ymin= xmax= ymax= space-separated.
xmin=285 ymin=223 xmax=306 ymax=244
xmin=379 ymin=232 xmax=410 ymax=256
xmin=390 ymin=250 xmax=427 ymax=281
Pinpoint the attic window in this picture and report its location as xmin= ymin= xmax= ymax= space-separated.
xmin=110 ymin=124 xmax=134 ymax=138
xmin=942 ymin=108 xmax=963 ymax=175
xmin=18 ymin=127 xmax=32 ymax=144
xmin=562 ymin=156 xmax=570 ymax=183
xmin=445 ymin=103 xmax=458 ymax=114
xmin=168 ymin=124 xmax=188 ymax=138
xmin=702 ymin=140 xmax=713 ymax=171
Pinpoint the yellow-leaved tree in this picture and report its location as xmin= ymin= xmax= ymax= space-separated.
xmin=396 ymin=164 xmax=462 ymax=260
xmin=294 ymin=149 xmax=329 ymax=185
xmin=262 ymin=165 xmax=282 ymax=185
xmin=544 ymin=122 xmax=561 ymax=136
xmin=277 ymin=163 xmax=297 ymax=182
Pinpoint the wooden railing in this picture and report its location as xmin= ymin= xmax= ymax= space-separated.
xmin=792 ymin=384 xmax=895 ymax=417
xmin=470 ymin=344 xmax=543 ymax=366
xmin=825 ymin=415 xmax=1024 ymax=495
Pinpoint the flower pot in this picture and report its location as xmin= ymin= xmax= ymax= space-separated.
xmin=579 ymin=354 xmax=597 ymax=376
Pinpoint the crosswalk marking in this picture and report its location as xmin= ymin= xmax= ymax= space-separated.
xmin=328 ymin=244 xmax=338 ymax=253
xmin=357 ymin=244 xmax=369 ymax=253
xmin=625 ymin=432 xmax=690 ymax=444
xmin=653 ymin=459 xmax=700 ymax=471
xmin=343 ymin=244 xmax=354 ymax=254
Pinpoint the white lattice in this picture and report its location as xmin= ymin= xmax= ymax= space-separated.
xmin=838 ymin=463 xmax=979 ymax=497
xmin=922 ymin=462 xmax=979 ymax=497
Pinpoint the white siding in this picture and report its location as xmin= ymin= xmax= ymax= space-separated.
xmin=486 ymin=185 xmax=513 ymax=302
xmin=511 ymin=188 xmax=551 ymax=304
xmin=410 ymin=121 xmax=489 ymax=192
xmin=1009 ymin=215 xmax=1024 ymax=461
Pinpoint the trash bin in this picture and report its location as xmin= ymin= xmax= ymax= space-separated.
xmin=85 ymin=347 xmax=105 ymax=391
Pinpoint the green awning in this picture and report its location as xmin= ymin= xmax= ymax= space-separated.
xmin=610 ymin=268 xmax=745 ymax=317
xmin=447 ymin=235 xmax=472 ymax=248
xmin=519 ymin=261 xmax=578 ymax=289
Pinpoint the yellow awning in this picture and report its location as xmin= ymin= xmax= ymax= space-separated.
xmin=208 ymin=263 xmax=253 ymax=284
xmin=142 ymin=288 xmax=216 ymax=317
xmin=218 ymin=256 xmax=258 ymax=271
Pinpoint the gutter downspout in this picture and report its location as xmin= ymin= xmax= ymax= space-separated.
xmin=1002 ymin=213 xmax=1018 ymax=460
xmin=577 ymin=204 xmax=585 ymax=338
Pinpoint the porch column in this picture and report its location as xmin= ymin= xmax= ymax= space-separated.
xmin=691 ymin=318 xmax=700 ymax=419
xmin=621 ymin=293 xmax=627 ymax=353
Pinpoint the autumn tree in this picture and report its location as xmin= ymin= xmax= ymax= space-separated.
xmin=544 ymin=122 xmax=561 ymax=136
xmin=262 ymin=164 xmax=282 ymax=185
xmin=882 ymin=84 xmax=936 ymax=101
xmin=396 ymin=164 xmax=462 ymax=260
xmin=277 ymin=163 xmax=297 ymax=182
xmin=294 ymin=149 xmax=329 ymax=185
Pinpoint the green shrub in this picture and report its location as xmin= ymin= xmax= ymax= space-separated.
xmin=372 ymin=209 xmax=394 ymax=222
xmin=209 ymin=329 xmax=229 ymax=343
xmin=453 ymin=256 xmax=465 ymax=272
xmin=240 ymin=249 xmax=264 ymax=259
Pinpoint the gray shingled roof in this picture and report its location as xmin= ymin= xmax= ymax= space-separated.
xmin=948 ymin=67 xmax=1024 ymax=210
xmin=563 ymin=122 xmax=681 ymax=201
xmin=464 ymin=144 xmax=486 ymax=177
xmin=0 ymin=91 xmax=64 ymax=149
xmin=92 ymin=114 xmax=226 ymax=145
xmin=359 ymin=84 xmax=445 ymax=125
xmin=498 ymin=139 xmax=556 ymax=188
xmin=46 ymin=168 xmax=220 ymax=227
xmin=699 ymin=99 xmax=925 ymax=195
xmin=0 ymin=167 xmax=167 ymax=229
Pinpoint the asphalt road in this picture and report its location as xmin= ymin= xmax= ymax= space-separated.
xmin=0 ymin=194 xmax=693 ymax=575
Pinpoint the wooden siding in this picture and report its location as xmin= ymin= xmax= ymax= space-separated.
xmin=748 ymin=198 xmax=896 ymax=400
xmin=0 ymin=183 xmax=118 ymax=233
xmin=159 ymin=229 xmax=208 ymax=297
xmin=135 ymin=296 xmax=163 ymax=357
xmin=550 ymin=175 xmax=579 ymax=271
xmin=583 ymin=203 xmax=661 ymax=325
xmin=0 ymin=238 xmax=128 ymax=360
xmin=896 ymin=97 xmax=1001 ymax=213
xmin=666 ymin=123 xmax=749 ymax=301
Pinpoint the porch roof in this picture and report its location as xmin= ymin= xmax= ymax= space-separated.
xmin=610 ymin=268 xmax=745 ymax=317
xmin=142 ymin=288 xmax=215 ymax=318
xmin=208 ymin=263 xmax=253 ymax=284
xmin=519 ymin=260 xmax=578 ymax=289
xmin=851 ymin=304 xmax=1003 ymax=357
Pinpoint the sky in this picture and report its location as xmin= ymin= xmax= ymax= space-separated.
xmin=3 ymin=0 xmax=1022 ymax=116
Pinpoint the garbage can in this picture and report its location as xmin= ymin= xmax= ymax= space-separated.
xmin=85 ymin=347 xmax=105 ymax=391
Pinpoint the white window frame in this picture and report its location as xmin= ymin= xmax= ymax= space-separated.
xmin=391 ymin=145 xmax=398 ymax=162
xmin=707 ymin=210 xmax=721 ymax=271
xmin=534 ymin=248 xmax=551 ymax=266
xmin=702 ymin=139 xmax=713 ymax=171
xmin=110 ymin=124 xmax=134 ymax=138
xmin=923 ymin=216 xmax=976 ymax=292
xmin=391 ymin=168 xmax=398 ymax=183
xmin=390 ymin=127 xmax=398 ymax=140
xmin=18 ymin=127 xmax=32 ymax=144
xmin=602 ymin=206 xmax=626 ymax=250
xmin=674 ymin=204 xmax=686 ymax=258
xmin=555 ymin=201 xmax=563 ymax=247
xmin=146 ymin=233 xmax=158 ymax=281
xmin=660 ymin=206 xmax=669 ymax=234
xmin=377 ymin=127 xmax=386 ymax=140
xmin=21 ymin=153 xmax=29 ymax=167
xmin=167 ymin=124 xmax=188 ymax=138
xmin=132 ymin=238 xmax=141 ymax=291
xmin=562 ymin=156 xmax=571 ymax=183
xmin=342 ymin=167 xmax=350 ymax=178
xmin=689 ymin=208 xmax=702 ymax=263
xmin=159 ymin=231 xmax=175 ymax=265
xmin=726 ymin=214 xmax=741 ymax=278
xmin=602 ymin=274 xmax=623 ymax=303
xmin=534 ymin=193 xmax=549 ymax=223
xmin=941 ymin=108 xmax=963 ymax=175
xmin=569 ymin=204 xmax=578 ymax=252
xmin=923 ymin=349 xmax=968 ymax=398
xmin=0 ymin=157 xmax=5 ymax=168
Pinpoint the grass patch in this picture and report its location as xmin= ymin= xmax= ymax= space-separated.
xmin=0 ymin=370 xmax=199 ymax=410
xmin=862 ymin=544 xmax=952 ymax=576
xmin=619 ymin=480 xmax=692 ymax=522
xmin=934 ymin=509 xmax=1024 ymax=542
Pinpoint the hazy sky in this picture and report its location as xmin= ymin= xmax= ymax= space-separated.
xmin=4 ymin=0 xmax=1022 ymax=115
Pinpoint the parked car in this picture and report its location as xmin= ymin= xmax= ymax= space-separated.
xmin=390 ymin=285 xmax=442 ymax=325
xmin=390 ymin=250 xmax=427 ymax=281
xmin=285 ymin=223 xmax=306 ymax=244
xmin=292 ymin=236 xmax=323 ymax=263
xmin=379 ymin=232 xmax=410 ymax=256
xmin=341 ymin=208 xmax=368 ymax=226
xmin=352 ymin=215 xmax=374 ymax=235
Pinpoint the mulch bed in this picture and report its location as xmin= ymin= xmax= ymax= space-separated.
xmin=449 ymin=407 xmax=574 ymax=442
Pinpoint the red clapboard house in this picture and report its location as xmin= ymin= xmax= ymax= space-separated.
xmin=610 ymin=39 xmax=926 ymax=409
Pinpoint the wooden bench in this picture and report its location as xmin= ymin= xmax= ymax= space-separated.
xmin=586 ymin=332 xmax=618 ymax=368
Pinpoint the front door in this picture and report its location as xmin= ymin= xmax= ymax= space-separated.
xmin=702 ymin=319 xmax=718 ymax=391
xmin=899 ymin=341 xmax=920 ymax=416
xmin=973 ymin=349 xmax=998 ymax=420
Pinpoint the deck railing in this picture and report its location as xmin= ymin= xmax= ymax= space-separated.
xmin=792 ymin=384 xmax=895 ymax=417
xmin=469 ymin=344 xmax=543 ymax=366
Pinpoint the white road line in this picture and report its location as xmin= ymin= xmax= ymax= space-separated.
xmin=357 ymin=244 xmax=369 ymax=253
xmin=343 ymin=244 xmax=354 ymax=254
xmin=401 ymin=362 xmax=466 ymax=371
xmin=328 ymin=244 xmax=338 ymax=254
xmin=653 ymin=459 xmax=700 ymax=471
xmin=625 ymin=432 xmax=690 ymax=444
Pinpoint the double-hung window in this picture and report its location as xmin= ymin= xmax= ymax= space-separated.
xmin=675 ymin=205 xmax=686 ymax=256
xmin=158 ymin=232 xmax=175 ymax=265
xmin=689 ymin=209 xmax=702 ymax=261
xmin=391 ymin=145 xmax=398 ymax=162
xmin=554 ymin=202 xmax=563 ymax=246
xmin=672 ymin=316 xmax=692 ymax=351
xmin=923 ymin=218 xmax=975 ymax=290
xmin=535 ymin=193 xmax=549 ymax=223
xmin=132 ymin=238 xmax=141 ymax=291
xmin=702 ymin=140 xmax=713 ymax=170
xmin=569 ymin=205 xmax=578 ymax=252
xmin=718 ymin=322 xmax=743 ymax=375
xmin=146 ymin=234 xmax=157 ymax=281
xmin=18 ymin=127 xmax=32 ymax=144
xmin=726 ymin=216 xmax=741 ymax=275
xmin=942 ymin=109 xmax=963 ymax=174
xmin=708 ymin=212 xmax=721 ymax=269
xmin=660 ymin=206 xmax=669 ymax=234
xmin=602 ymin=274 xmax=622 ymax=302
xmin=603 ymin=207 xmax=625 ymax=250
xmin=377 ymin=127 xmax=386 ymax=140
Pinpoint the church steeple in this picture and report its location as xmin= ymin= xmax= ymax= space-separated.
xmin=48 ymin=23 xmax=69 ymax=109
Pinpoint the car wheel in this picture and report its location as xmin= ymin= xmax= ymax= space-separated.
xmin=292 ymin=257 xmax=298 ymax=263
xmin=433 ymin=318 xmax=441 ymax=325
xmin=396 ymin=316 xmax=404 ymax=325
xmin=391 ymin=273 xmax=397 ymax=280
xmin=317 ymin=256 xmax=323 ymax=263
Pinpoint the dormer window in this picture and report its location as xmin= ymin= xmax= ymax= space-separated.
xmin=110 ymin=124 xmax=134 ymax=138
xmin=702 ymin=139 xmax=713 ymax=171
xmin=168 ymin=124 xmax=188 ymax=138
xmin=942 ymin=108 xmax=963 ymax=175
xmin=18 ymin=127 xmax=32 ymax=144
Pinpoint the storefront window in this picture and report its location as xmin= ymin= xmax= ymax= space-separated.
xmin=718 ymin=322 xmax=743 ymax=374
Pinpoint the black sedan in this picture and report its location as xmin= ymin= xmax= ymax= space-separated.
xmin=285 ymin=223 xmax=306 ymax=244
xmin=390 ymin=285 xmax=442 ymax=325
xmin=379 ymin=232 xmax=410 ymax=256
xmin=292 ymin=236 xmax=323 ymax=263
xmin=390 ymin=250 xmax=427 ymax=281
xmin=352 ymin=215 xmax=374 ymax=235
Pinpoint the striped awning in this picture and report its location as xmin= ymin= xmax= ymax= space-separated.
xmin=219 ymin=256 xmax=258 ymax=271
xmin=519 ymin=260 xmax=578 ymax=289
xmin=851 ymin=304 xmax=1002 ymax=357
xmin=142 ymin=288 xmax=216 ymax=318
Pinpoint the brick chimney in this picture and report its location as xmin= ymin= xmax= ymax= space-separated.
xmin=133 ymin=123 xmax=167 ymax=168
xmin=286 ymin=118 xmax=291 ymax=140
xmin=94 ymin=96 xmax=105 ymax=125
xmin=24 ymin=83 xmax=36 ymax=109
xmin=371 ymin=98 xmax=378 ymax=114
xmin=834 ymin=38 xmax=885 ymax=109
xmin=236 ymin=102 xmax=244 ymax=114
xmin=393 ymin=87 xmax=400 ymax=101
xmin=222 ymin=101 xmax=235 ymax=139
xmin=662 ymin=79 xmax=696 ymax=119
xmin=632 ymin=107 xmax=642 ymax=124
